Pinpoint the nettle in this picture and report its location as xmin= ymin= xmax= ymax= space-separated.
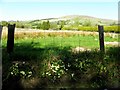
xmin=42 ymin=60 xmax=66 ymax=81
xmin=9 ymin=62 xmax=33 ymax=78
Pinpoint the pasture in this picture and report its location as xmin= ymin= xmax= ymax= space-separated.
xmin=2 ymin=27 xmax=119 ymax=49
xmin=2 ymin=28 xmax=120 ymax=89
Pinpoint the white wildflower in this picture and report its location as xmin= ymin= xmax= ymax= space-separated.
xmin=71 ymin=73 xmax=74 ymax=77
xmin=23 ymin=62 xmax=25 ymax=64
xmin=27 ymin=75 xmax=31 ymax=78
xmin=20 ymin=71 xmax=25 ymax=75
xmin=52 ymin=69 xmax=56 ymax=73
xmin=28 ymin=71 xmax=32 ymax=74
xmin=11 ymin=72 xmax=13 ymax=75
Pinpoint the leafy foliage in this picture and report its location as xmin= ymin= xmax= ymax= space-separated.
xmin=41 ymin=59 xmax=65 ymax=81
xmin=9 ymin=62 xmax=33 ymax=79
xmin=41 ymin=20 xmax=50 ymax=30
xmin=49 ymin=22 xmax=58 ymax=30
xmin=0 ymin=21 xmax=8 ymax=26
xmin=62 ymin=25 xmax=119 ymax=33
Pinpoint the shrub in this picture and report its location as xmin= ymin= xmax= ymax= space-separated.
xmin=0 ymin=21 xmax=8 ymax=26
xmin=41 ymin=59 xmax=66 ymax=81
xmin=62 ymin=25 xmax=78 ymax=30
xmin=78 ymin=26 xmax=98 ymax=32
xmin=50 ymin=22 xmax=58 ymax=30
xmin=41 ymin=20 xmax=50 ymax=30
xmin=62 ymin=25 xmax=119 ymax=33
xmin=82 ymin=20 xmax=92 ymax=26
xmin=36 ymin=23 xmax=41 ymax=29
xmin=104 ymin=26 xmax=119 ymax=33
xmin=15 ymin=22 xmax=25 ymax=28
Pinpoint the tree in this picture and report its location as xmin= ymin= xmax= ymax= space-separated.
xmin=46 ymin=20 xmax=50 ymax=30
xmin=37 ymin=23 xmax=41 ymax=29
xmin=1 ymin=21 xmax=8 ymax=26
xmin=59 ymin=25 xmax=63 ymax=30
xmin=41 ymin=21 xmax=46 ymax=30
xmin=15 ymin=21 xmax=24 ymax=28
xmin=110 ymin=21 xmax=116 ymax=26
xmin=41 ymin=20 xmax=50 ymax=30
xmin=50 ymin=22 xmax=58 ymax=30
xmin=83 ymin=20 xmax=91 ymax=26
xmin=57 ymin=20 xmax=65 ymax=30
xmin=73 ymin=17 xmax=80 ymax=26
xmin=59 ymin=20 xmax=65 ymax=25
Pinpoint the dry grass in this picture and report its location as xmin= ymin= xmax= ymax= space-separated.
xmin=2 ymin=27 xmax=119 ymax=39
xmin=105 ymin=42 xmax=120 ymax=47
xmin=20 ymin=77 xmax=40 ymax=88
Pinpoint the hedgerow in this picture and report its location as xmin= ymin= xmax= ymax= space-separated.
xmin=62 ymin=25 xmax=119 ymax=33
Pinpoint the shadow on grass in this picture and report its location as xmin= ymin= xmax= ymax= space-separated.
xmin=2 ymin=42 xmax=120 ymax=89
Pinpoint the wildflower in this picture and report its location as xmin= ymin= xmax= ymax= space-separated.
xmin=28 ymin=71 xmax=32 ymax=74
xmin=20 ymin=71 xmax=26 ymax=75
xmin=71 ymin=73 xmax=74 ymax=77
xmin=11 ymin=72 xmax=13 ymax=75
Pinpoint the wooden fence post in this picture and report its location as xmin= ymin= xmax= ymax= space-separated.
xmin=0 ymin=25 xmax=2 ymax=46
xmin=0 ymin=25 xmax=2 ymax=90
xmin=98 ymin=25 xmax=105 ymax=52
xmin=7 ymin=24 xmax=15 ymax=53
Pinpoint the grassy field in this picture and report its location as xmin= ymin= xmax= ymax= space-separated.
xmin=2 ymin=28 xmax=120 ymax=89
xmin=2 ymin=28 xmax=119 ymax=49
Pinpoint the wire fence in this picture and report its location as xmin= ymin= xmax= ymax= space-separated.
xmin=1 ymin=25 xmax=119 ymax=53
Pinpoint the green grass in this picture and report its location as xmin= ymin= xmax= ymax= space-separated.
xmin=2 ymin=34 xmax=118 ymax=49
xmin=2 ymin=33 xmax=120 ymax=89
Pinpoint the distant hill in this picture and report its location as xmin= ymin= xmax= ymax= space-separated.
xmin=29 ymin=15 xmax=117 ymax=26
xmin=3 ymin=15 xmax=117 ymax=31
xmin=58 ymin=15 xmax=116 ymax=21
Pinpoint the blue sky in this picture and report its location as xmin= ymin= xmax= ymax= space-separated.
xmin=0 ymin=0 xmax=119 ymax=21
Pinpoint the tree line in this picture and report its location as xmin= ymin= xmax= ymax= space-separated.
xmin=0 ymin=20 xmax=117 ymax=31
xmin=0 ymin=20 xmax=65 ymax=30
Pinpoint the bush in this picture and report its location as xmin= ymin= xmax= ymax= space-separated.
xmin=9 ymin=62 xmax=33 ymax=79
xmin=104 ymin=26 xmax=119 ymax=33
xmin=78 ymin=26 xmax=98 ymax=31
xmin=62 ymin=25 xmax=78 ymax=30
xmin=82 ymin=20 xmax=92 ymax=26
xmin=36 ymin=23 xmax=41 ymax=29
xmin=0 ymin=21 xmax=8 ymax=26
xmin=62 ymin=25 xmax=119 ymax=33
xmin=15 ymin=22 xmax=26 ymax=28
xmin=41 ymin=21 xmax=50 ymax=30
xmin=50 ymin=22 xmax=58 ymax=30
xmin=41 ymin=59 xmax=65 ymax=81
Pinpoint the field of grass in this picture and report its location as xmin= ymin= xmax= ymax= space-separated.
xmin=2 ymin=28 xmax=120 ymax=89
xmin=2 ymin=28 xmax=119 ymax=49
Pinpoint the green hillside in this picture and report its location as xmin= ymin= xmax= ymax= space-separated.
xmin=0 ymin=15 xmax=118 ymax=32
xmin=28 ymin=15 xmax=117 ymax=26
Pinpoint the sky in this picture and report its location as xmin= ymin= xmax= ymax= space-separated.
xmin=0 ymin=0 xmax=119 ymax=21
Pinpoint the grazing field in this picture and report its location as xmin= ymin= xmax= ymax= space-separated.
xmin=2 ymin=28 xmax=119 ymax=49
xmin=2 ymin=28 xmax=120 ymax=89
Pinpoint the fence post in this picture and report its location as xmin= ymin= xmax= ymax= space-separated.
xmin=0 ymin=25 xmax=2 ymax=90
xmin=98 ymin=25 xmax=105 ymax=52
xmin=0 ymin=25 xmax=2 ymax=46
xmin=7 ymin=24 xmax=15 ymax=53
